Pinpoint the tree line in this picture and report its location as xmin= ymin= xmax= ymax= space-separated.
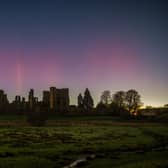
xmin=78 ymin=89 xmax=143 ymax=117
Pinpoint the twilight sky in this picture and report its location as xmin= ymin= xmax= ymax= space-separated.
xmin=0 ymin=0 xmax=168 ymax=106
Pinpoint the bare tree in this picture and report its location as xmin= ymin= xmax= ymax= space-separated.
xmin=112 ymin=91 xmax=125 ymax=108
xmin=100 ymin=90 xmax=112 ymax=105
xmin=125 ymin=89 xmax=142 ymax=115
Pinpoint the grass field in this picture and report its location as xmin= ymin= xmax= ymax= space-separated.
xmin=0 ymin=116 xmax=167 ymax=168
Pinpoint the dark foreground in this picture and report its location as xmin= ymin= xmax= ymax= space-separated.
xmin=0 ymin=116 xmax=167 ymax=168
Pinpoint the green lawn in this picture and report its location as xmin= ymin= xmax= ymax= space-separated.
xmin=0 ymin=120 xmax=167 ymax=168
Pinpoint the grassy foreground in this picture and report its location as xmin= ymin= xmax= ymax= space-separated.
xmin=0 ymin=117 xmax=167 ymax=168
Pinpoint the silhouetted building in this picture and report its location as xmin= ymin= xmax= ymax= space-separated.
xmin=3 ymin=94 xmax=8 ymax=103
xmin=28 ymin=89 xmax=34 ymax=110
xmin=21 ymin=97 xmax=27 ymax=112
xmin=34 ymin=97 xmax=38 ymax=103
xmin=139 ymin=107 xmax=168 ymax=117
xmin=55 ymin=88 xmax=69 ymax=112
xmin=0 ymin=90 xmax=8 ymax=104
xmin=0 ymin=87 xmax=70 ymax=114
xmin=50 ymin=87 xmax=57 ymax=111
xmin=49 ymin=87 xmax=69 ymax=112
xmin=43 ymin=91 xmax=50 ymax=106
xmin=0 ymin=90 xmax=9 ymax=113
xmin=11 ymin=95 xmax=24 ymax=114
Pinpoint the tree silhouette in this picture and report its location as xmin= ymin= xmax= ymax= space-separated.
xmin=164 ymin=104 xmax=168 ymax=108
xmin=111 ymin=91 xmax=126 ymax=116
xmin=100 ymin=90 xmax=112 ymax=105
xmin=77 ymin=93 xmax=83 ymax=109
xmin=96 ymin=101 xmax=108 ymax=113
xmin=83 ymin=88 xmax=94 ymax=112
xmin=125 ymin=89 xmax=142 ymax=115
xmin=112 ymin=91 xmax=125 ymax=109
